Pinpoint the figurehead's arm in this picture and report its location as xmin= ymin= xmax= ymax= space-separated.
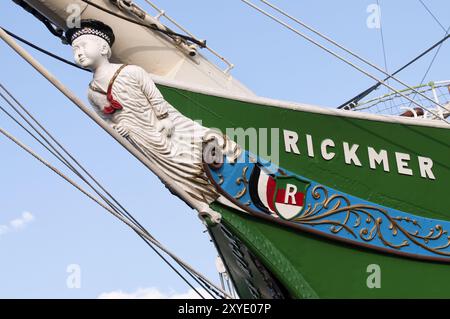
xmin=132 ymin=65 xmax=174 ymax=136
xmin=132 ymin=65 xmax=169 ymax=119
xmin=87 ymin=89 xmax=108 ymax=120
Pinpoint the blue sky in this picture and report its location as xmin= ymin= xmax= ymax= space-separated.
xmin=0 ymin=0 xmax=448 ymax=298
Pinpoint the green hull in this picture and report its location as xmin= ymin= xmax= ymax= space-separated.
xmin=158 ymin=84 xmax=450 ymax=298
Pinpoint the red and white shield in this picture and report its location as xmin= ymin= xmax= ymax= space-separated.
xmin=250 ymin=165 xmax=309 ymax=220
xmin=273 ymin=183 xmax=306 ymax=220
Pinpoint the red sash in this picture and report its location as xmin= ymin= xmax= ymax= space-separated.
xmin=102 ymin=64 xmax=128 ymax=115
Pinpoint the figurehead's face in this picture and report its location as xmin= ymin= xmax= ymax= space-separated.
xmin=72 ymin=34 xmax=111 ymax=70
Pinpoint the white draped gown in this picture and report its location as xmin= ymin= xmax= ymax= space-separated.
xmin=87 ymin=64 xmax=219 ymax=205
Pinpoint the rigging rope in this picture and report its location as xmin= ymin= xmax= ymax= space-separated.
xmin=0 ymin=84 xmax=155 ymax=241
xmin=0 ymin=124 xmax=226 ymax=298
xmin=0 ymin=102 xmax=206 ymax=300
xmin=0 ymin=22 xmax=232 ymax=298
xmin=254 ymin=1 xmax=450 ymax=110
xmin=419 ymin=0 xmax=447 ymax=32
xmin=375 ymin=0 xmax=396 ymax=113
xmin=0 ymin=83 xmax=229 ymax=299
xmin=406 ymin=1 xmax=450 ymax=109
xmin=242 ymin=0 xmax=447 ymax=122
xmin=375 ymin=0 xmax=391 ymax=104
xmin=80 ymin=0 xmax=206 ymax=48
xmin=0 ymin=27 xmax=238 ymax=132
xmin=419 ymin=27 xmax=450 ymax=84
xmin=406 ymin=25 xmax=450 ymax=111
xmin=256 ymin=0 xmax=449 ymax=118
xmin=4 ymin=23 xmax=446 ymax=116
xmin=376 ymin=0 xmax=389 ymax=77
xmin=338 ymin=33 xmax=450 ymax=109
xmin=1 ymin=28 xmax=90 ymax=72
xmin=5 ymin=3 xmax=447 ymax=119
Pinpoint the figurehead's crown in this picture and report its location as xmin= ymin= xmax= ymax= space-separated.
xmin=65 ymin=19 xmax=115 ymax=47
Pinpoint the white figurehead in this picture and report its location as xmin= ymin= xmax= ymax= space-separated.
xmin=66 ymin=20 xmax=231 ymax=222
xmin=68 ymin=20 xmax=174 ymax=136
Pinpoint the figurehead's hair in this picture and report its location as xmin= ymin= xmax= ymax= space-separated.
xmin=65 ymin=19 xmax=115 ymax=47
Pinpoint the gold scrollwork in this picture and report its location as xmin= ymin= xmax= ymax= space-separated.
xmin=292 ymin=185 xmax=450 ymax=256
xmin=234 ymin=166 xmax=249 ymax=200
xmin=218 ymin=174 xmax=224 ymax=185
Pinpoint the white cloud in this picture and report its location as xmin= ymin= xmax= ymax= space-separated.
xmin=0 ymin=211 xmax=35 ymax=236
xmin=21 ymin=211 xmax=34 ymax=223
xmin=98 ymin=287 xmax=212 ymax=299
xmin=0 ymin=225 xmax=9 ymax=235
xmin=10 ymin=218 xmax=25 ymax=229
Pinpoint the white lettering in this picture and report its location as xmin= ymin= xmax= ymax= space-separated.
xmin=321 ymin=139 xmax=336 ymax=161
xmin=368 ymin=147 xmax=390 ymax=172
xmin=279 ymin=132 xmax=437 ymax=180
xmin=283 ymin=130 xmax=300 ymax=154
xmin=343 ymin=142 xmax=362 ymax=166
xmin=285 ymin=184 xmax=297 ymax=205
xmin=306 ymin=134 xmax=315 ymax=157
xmin=395 ymin=152 xmax=413 ymax=176
xmin=418 ymin=156 xmax=436 ymax=180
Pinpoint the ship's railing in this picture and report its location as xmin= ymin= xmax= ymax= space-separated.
xmin=353 ymin=80 xmax=450 ymax=119
xmin=116 ymin=0 xmax=235 ymax=74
